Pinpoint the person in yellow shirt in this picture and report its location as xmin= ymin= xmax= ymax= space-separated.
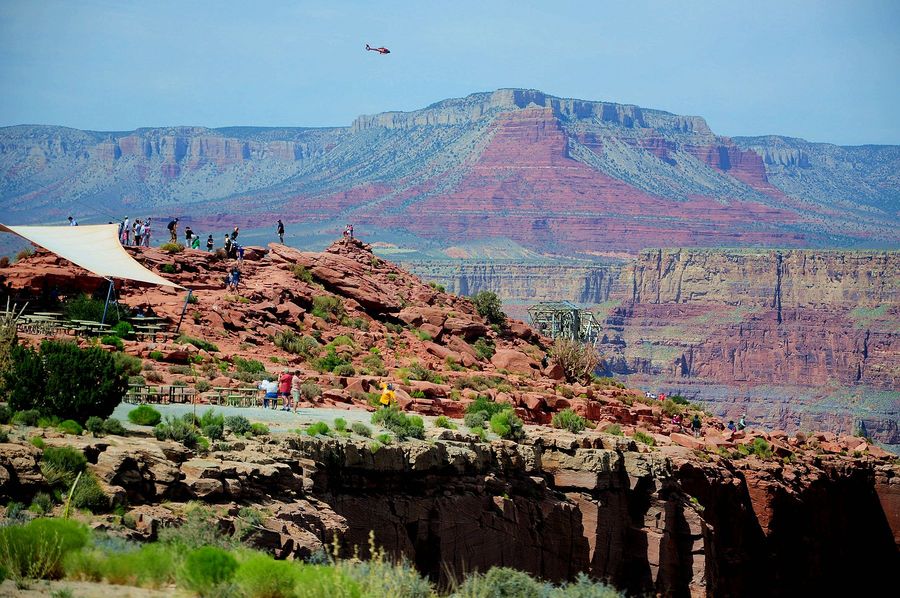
xmin=379 ymin=382 xmax=395 ymax=409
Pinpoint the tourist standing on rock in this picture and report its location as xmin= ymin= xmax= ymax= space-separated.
xmin=236 ymin=244 xmax=244 ymax=264
xmin=738 ymin=413 xmax=747 ymax=431
xmin=206 ymin=235 xmax=214 ymax=251
xmin=227 ymin=266 xmax=241 ymax=291
xmin=691 ymin=415 xmax=702 ymax=438
xmin=277 ymin=219 xmax=285 ymax=244
xmin=191 ymin=233 xmax=201 ymax=250
xmin=231 ymin=226 xmax=240 ymax=241
xmin=122 ymin=216 xmax=130 ymax=245
xmin=184 ymin=226 xmax=194 ymax=246
xmin=143 ymin=218 xmax=152 ymax=247
xmin=67 ymin=216 xmax=78 ymax=226
xmin=672 ymin=413 xmax=682 ymax=428
xmin=167 ymin=218 xmax=179 ymax=243
xmin=224 ymin=234 xmax=233 ymax=257
xmin=258 ymin=378 xmax=278 ymax=409
xmin=134 ymin=220 xmax=143 ymax=247
xmin=727 ymin=420 xmax=736 ymax=432
xmin=278 ymin=371 xmax=293 ymax=411
xmin=131 ymin=220 xmax=138 ymax=245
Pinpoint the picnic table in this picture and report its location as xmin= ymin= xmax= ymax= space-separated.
xmin=133 ymin=323 xmax=166 ymax=341
xmin=126 ymin=384 xmax=196 ymax=404
xmin=210 ymin=386 xmax=260 ymax=407
xmin=70 ymin=320 xmax=111 ymax=334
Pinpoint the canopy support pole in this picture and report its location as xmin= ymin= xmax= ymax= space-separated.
xmin=175 ymin=289 xmax=192 ymax=334
xmin=100 ymin=279 xmax=114 ymax=325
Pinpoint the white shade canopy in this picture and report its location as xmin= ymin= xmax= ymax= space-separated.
xmin=1 ymin=223 xmax=184 ymax=288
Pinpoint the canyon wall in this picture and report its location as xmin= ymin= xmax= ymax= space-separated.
xmin=599 ymin=249 xmax=899 ymax=446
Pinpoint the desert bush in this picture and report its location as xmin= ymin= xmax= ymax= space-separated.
xmin=57 ymin=420 xmax=83 ymax=436
xmin=154 ymin=416 xmax=199 ymax=448
xmin=551 ymin=338 xmax=601 ymax=383
xmin=233 ymin=356 xmax=266 ymax=374
xmin=128 ymin=404 xmax=162 ymax=426
xmin=314 ymin=347 xmax=350 ymax=373
xmin=158 ymin=504 xmax=233 ymax=550
xmin=178 ymin=545 xmax=238 ymax=597
xmin=235 ymin=553 xmax=298 ymax=598
xmin=84 ymin=417 xmax=104 ymax=436
xmin=202 ymin=424 xmax=224 ymax=441
xmin=0 ymin=518 xmax=89 ymax=582
xmin=299 ymin=382 xmax=322 ymax=401
xmin=662 ymin=399 xmax=684 ymax=418
xmin=592 ymin=376 xmax=625 ymax=389
xmin=148 ymin=350 xmax=164 ymax=361
xmin=5 ymin=341 xmax=127 ymax=424
xmin=111 ymin=321 xmax=133 ymax=337
xmin=195 ymin=379 xmax=211 ymax=393
xmin=294 ymin=564 xmax=361 ymax=598
xmin=64 ymin=549 xmax=105 ymax=582
xmin=603 ymin=423 xmax=623 ymax=437
xmin=351 ymin=422 xmax=372 ymax=437
xmin=633 ymin=430 xmax=656 ymax=446
xmin=472 ymin=337 xmax=495 ymax=361
xmin=306 ymin=421 xmax=331 ymax=436
xmin=550 ymin=573 xmax=622 ymax=598
xmin=100 ymin=335 xmax=124 ymax=351
xmin=333 ymin=418 xmax=348 ymax=433
xmin=70 ymin=471 xmax=109 ymax=513
xmin=275 ymin=331 xmax=321 ymax=359
xmin=42 ymin=446 xmax=87 ymax=482
xmin=464 ymin=411 xmax=489 ymax=430
xmin=159 ymin=242 xmax=184 ymax=254
xmin=104 ymin=543 xmax=177 ymax=589
xmin=455 ymin=566 xmax=541 ymax=598
xmin=13 ymin=409 xmax=41 ymax=426
xmin=0 ymin=428 xmax=8 ymax=443
xmin=249 ymin=423 xmax=270 ymax=436
xmin=225 ymin=415 xmax=251 ymax=436
xmin=489 ymin=410 xmax=525 ymax=441
xmin=29 ymin=492 xmax=54 ymax=515
xmin=311 ymin=295 xmax=345 ymax=322
xmin=160 ymin=263 xmax=177 ymax=274
xmin=434 ymin=415 xmax=457 ymax=430
xmin=176 ymin=334 xmax=219 ymax=353
xmin=551 ymin=409 xmax=590 ymax=434
xmin=407 ymin=361 xmax=442 ymax=384
xmin=333 ymin=363 xmax=356 ymax=377
xmin=112 ymin=352 xmax=142 ymax=376
xmin=0 ymin=405 xmax=11 ymax=424
xmin=470 ymin=291 xmax=505 ymax=325
xmin=63 ymin=294 xmax=120 ymax=326
xmin=102 ymin=418 xmax=126 ymax=436
xmin=290 ymin=264 xmax=314 ymax=283
xmin=371 ymin=407 xmax=425 ymax=440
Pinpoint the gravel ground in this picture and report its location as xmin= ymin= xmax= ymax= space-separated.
xmin=111 ymin=402 xmax=430 ymax=434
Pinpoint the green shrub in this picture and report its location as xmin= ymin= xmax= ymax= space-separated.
xmin=149 ymin=350 xmax=164 ymax=361
xmin=669 ymin=394 xmax=690 ymax=405
xmin=202 ymin=424 xmax=224 ymax=441
xmin=311 ymin=295 xmax=345 ymax=322
xmin=465 ymin=395 xmax=510 ymax=417
xmin=362 ymin=353 xmax=387 ymax=376
xmin=12 ymin=409 xmax=41 ymax=426
xmin=5 ymin=341 xmax=127 ymax=424
xmin=290 ymin=264 xmax=314 ymax=283
xmin=300 ymin=382 xmax=322 ymax=401
xmin=333 ymin=418 xmax=347 ymax=433
xmin=179 ymin=546 xmax=238 ymax=597
xmin=549 ymin=573 xmax=622 ymax=597
xmin=234 ymin=357 xmax=266 ymax=374
xmin=306 ymin=421 xmax=330 ymax=436
xmin=351 ymin=422 xmax=371 ymax=437
xmin=29 ymin=492 xmax=54 ymax=515
xmin=195 ymin=379 xmax=211 ymax=393
xmin=0 ymin=428 xmax=7 ymax=443
xmin=102 ymin=418 xmax=126 ymax=436
xmin=294 ymin=564 xmax=361 ymax=598
xmin=661 ymin=399 xmax=685 ymax=418
xmin=63 ymin=294 xmax=119 ymax=326
xmin=604 ymin=423 xmax=623 ymax=436
xmin=376 ymin=433 xmax=392 ymax=445
xmin=112 ymin=352 xmax=142 ymax=377
xmin=176 ymin=335 xmax=219 ymax=353
xmin=70 ymin=471 xmax=109 ymax=513
xmin=329 ymin=335 xmax=355 ymax=348
xmin=407 ymin=361 xmax=442 ymax=384
xmin=412 ymin=328 xmax=432 ymax=342
xmin=160 ymin=242 xmax=184 ymax=254
xmin=249 ymin=423 xmax=270 ymax=436
xmin=111 ymin=321 xmax=133 ymax=337
xmin=42 ymin=446 xmax=87 ymax=480
xmin=30 ymin=436 xmax=46 ymax=449
xmin=0 ymin=518 xmax=89 ymax=582
xmin=0 ymin=405 xmax=11 ymax=424
xmin=84 ymin=417 xmax=104 ymax=436
xmin=235 ymin=553 xmax=298 ymax=598
xmin=748 ymin=437 xmax=773 ymax=459
xmin=456 ymin=566 xmax=541 ymax=598
xmin=128 ymin=404 xmax=162 ymax=426
xmin=225 ymin=415 xmax=251 ymax=436
xmin=464 ymin=411 xmax=489 ymax=430
xmin=314 ymin=347 xmax=349 ymax=373
xmin=57 ymin=420 xmax=83 ymax=436
xmin=64 ymin=549 xmax=105 ymax=582
xmin=473 ymin=337 xmax=495 ymax=361
xmin=470 ymin=291 xmax=505 ymax=325
xmin=489 ymin=410 xmax=525 ymax=441
xmin=634 ymin=430 xmax=656 ymax=446
xmin=275 ymin=331 xmax=322 ymax=359
xmin=434 ymin=415 xmax=457 ymax=430
xmin=158 ymin=504 xmax=232 ymax=550
xmin=101 ymin=543 xmax=177 ymax=589
xmin=371 ymin=407 xmax=425 ymax=440
xmin=154 ymin=416 xmax=199 ymax=448
xmin=551 ymin=409 xmax=590 ymax=434
xmin=333 ymin=363 xmax=356 ymax=377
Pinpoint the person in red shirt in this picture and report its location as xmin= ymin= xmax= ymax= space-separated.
xmin=278 ymin=371 xmax=293 ymax=410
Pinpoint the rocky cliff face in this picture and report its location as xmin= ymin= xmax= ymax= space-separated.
xmin=599 ymin=249 xmax=899 ymax=446
xmin=2 ymin=89 xmax=897 ymax=254
xmin=2 ymin=426 xmax=895 ymax=597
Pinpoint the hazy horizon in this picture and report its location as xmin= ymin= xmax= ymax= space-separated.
xmin=1 ymin=0 xmax=899 ymax=145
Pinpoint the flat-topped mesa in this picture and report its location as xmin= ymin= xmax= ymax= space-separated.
xmin=351 ymin=88 xmax=713 ymax=134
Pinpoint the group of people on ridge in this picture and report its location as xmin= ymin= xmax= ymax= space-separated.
xmin=114 ymin=217 xmax=154 ymax=247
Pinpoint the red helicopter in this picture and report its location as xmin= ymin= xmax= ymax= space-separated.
xmin=365 ymin=43 xmax=390 ymax=54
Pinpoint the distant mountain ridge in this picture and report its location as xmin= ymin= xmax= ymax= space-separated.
xmin=2 ymin=88 xmax=898 ymax=255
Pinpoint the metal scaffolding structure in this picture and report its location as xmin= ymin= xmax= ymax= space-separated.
xmin=527 ymin=301 xmax=603 ymax=345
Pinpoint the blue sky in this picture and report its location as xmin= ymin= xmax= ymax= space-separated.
xmin=1 ymin=0 xmax=898 ymax=144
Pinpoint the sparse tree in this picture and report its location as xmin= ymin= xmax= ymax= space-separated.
xmin=551 ymin=338 xmax=601 ymax=383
